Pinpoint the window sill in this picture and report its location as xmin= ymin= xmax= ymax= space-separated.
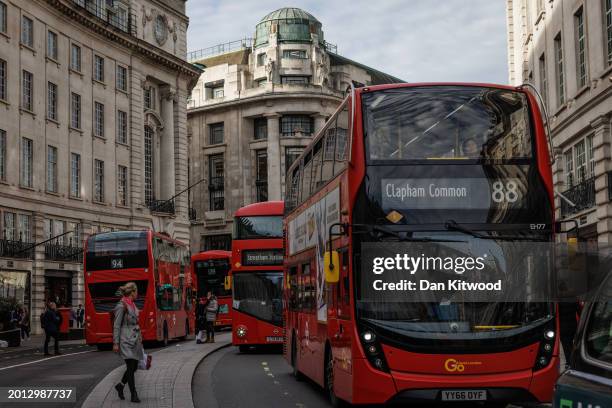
xmin=19 ymin=43 xmax=36 ymax=55
xmin=0 ymin=31 xmax=10 ymax=42
xmin=69 ymin=68 xmax=83 ymax=77
xmin=574 ymin=85 xmax=589 ymax=99
xmin=46 ymin=117 xmax=60 ymax=127
xmin=69 ymin=195 xmax=83 ymax=201
xmin=553 ymin=103 xmax=567 ymax=117
xmin=205 ymin=142 xmax=227 ymax=148
xmin=92 ymin=200 xmax=107 ymax=206
xmin=19 ymin=108 xmax=36 ymax=118
xmin=45 ymin=190 xmax=60 ymax=197
xmin=19 ymin=185 xmax=35 ymax=191
xmin=0 ymin=99 xmax=10 ymax=109
xmin=598 ymin=64 xmax=612 ymax=81
xmin=116 ymin=88 xmax=129 ymax=96
xmin=93 ymin=79 xmax=106 ymax=88
xmin=116 ymin=141 xmax=130 ymax=148
xmin=93 ymin=134 xmax=106 ymax=142
xmin=116 ymin=204 xmax=130 ymax=209
xmin=46 ymin=56 xmax=60 ymax=67
xmin=69 ymin=126 xmax=83 ymax=134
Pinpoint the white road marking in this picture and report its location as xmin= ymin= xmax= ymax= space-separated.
xmin=0 ymin=350 xmax=94 ymax=371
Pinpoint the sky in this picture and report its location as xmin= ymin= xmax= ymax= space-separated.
xmin=186 ymin=0 xmax=509 ymax=84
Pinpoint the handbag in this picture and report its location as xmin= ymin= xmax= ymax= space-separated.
xmin=138 ymin=352 xmax=152 ymax=370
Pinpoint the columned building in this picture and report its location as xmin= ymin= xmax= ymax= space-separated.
xmin=187 ymin=7 xmax=402 ymax=252
xmin=0 ymin=0 xmax=200 ymax=333
xmin=507 ymin=0 xmax=612 ymax=243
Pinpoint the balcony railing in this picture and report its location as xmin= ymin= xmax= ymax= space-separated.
xmin=560 ymin=177 xmax=595 ymax=217
xmin=45 ymin=243 xmax=83 ymax=263
xmin=187 ymin=38 xmax=253 ymax=62
xmin=72 ymin=0 xmax=137 ymax=37
xmin=255 ymin=180 xmax=268 ymax=202
xmin=147 ymin=199 xmax=175 ymax=215
xmin=208 ymin=177 xmax=225 ymax=211
xmin=0 ymin=239 xmax=34 ymax=259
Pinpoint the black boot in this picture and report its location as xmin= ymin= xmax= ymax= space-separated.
xmin=131 ymin=391 xmax=141 ymax=403
xmin=114 ymin=383 xmax=125 ymax=400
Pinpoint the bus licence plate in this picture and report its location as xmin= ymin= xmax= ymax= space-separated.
xmin=266 ymin=336 xmax=283 ymax=343
xmin=441 ymin=390 xmax=486 ymax=401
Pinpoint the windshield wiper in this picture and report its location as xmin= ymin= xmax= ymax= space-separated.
xmin=359 ymin=224 xmax=463 ymax=242
xmin=444 ymin=220 xmax=548 ymax=241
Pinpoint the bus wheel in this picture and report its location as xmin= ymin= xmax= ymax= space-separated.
xmin=96 ymin=343 xmax=112 ymax=351
xmin=326 ymin=348 xmax=346 ymax=407
xmin=291 ymin=335 xmax=303 ymax=381
xmin=162 ymin=322 xmax=169 ymax=347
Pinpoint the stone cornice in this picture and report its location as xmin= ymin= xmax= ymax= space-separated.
xmin=46 ymin=0 xmax=201 ymax=79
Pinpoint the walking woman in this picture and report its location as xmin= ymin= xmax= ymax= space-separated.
xmin=205 ymin=292 xmax=219 ymax=343
xmin=113 ymin=282 xmax=143 ymax=403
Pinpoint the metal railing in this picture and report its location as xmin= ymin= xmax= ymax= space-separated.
xmin=324 ymin=41 xmax=337 ymax=54
xmin=187 ymin=38 xmax=253 ymax=62
xmin=255 ymin=180 xmax=268 ymax=202
xmin=72 ymin=0 xmax=137 ymax=36
xmin=147 ymin=199 xmax=175 ymax=215
xmin=208 ymin=177 xmax=225 ymax=211
xmin=560 ymin=177 xmax=595 ymax=217
xmin=0 ymin=239 xmax=34 ymax=259
xmin=45 ymin=242 xmax=83 ymax=262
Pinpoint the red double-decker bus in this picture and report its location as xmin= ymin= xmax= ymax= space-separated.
xmin=191 ymin=250 xmax=232 ymax=328
xmin=283 ymin=84 xmax=559 ymax=406
xmin=231 ymin=201 xmax=284 ymax=352
xmin=84 ymin=230 xmax=195 ymax=349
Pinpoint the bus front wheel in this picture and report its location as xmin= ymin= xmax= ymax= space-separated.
xmin=326 ymin=347 xmax=348 ymax=407
xmin=291 ymin=334 xmax=303 ymax=381
xmin=162 ymin=322 xmax=169 ymax=347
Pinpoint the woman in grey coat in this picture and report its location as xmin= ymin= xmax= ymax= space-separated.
xmin=113 ymin=282 xmax=144 ymax=403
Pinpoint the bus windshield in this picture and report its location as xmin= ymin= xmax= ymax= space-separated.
xmin=86 ymin=231 xmax=149 ymax=271
xmin=363 ymin=86 xmax=532 ymax=161
xmin=234 ymin=216 xmax=283 ymax=239
xmin=194 ymin=259 xmax=231 ymax=298
xmin=233 ymin=272 xmax=283 ymax=327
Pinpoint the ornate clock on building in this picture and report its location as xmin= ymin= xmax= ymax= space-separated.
xmin=154 ymin=14 xmax=168 ymax=45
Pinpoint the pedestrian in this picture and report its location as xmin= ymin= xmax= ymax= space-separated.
xmin=113 ymin=282 xmax=143 ymax=403
xmin=205 ymin=292 xmax=219 ymax=343
xmin=195 ymin=297 xmax=207 ymax=344
xmin=9 ymin=307 xmax=19 ymax=330
xmin=42 ymin=302 xmax=62 ymax=356
xmin=75 ymin=304 xmax=85 ymax=329
xmin=19 ymin=307 xmax=30 ymax=340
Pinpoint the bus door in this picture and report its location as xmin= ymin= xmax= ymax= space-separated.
xmin=332 ymin=248 xmax=352 ymax=376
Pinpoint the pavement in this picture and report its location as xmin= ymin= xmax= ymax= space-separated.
xmin=81 ymin=332 xmax=231 ymax=408
xmin=0 ymin=333 xmax=85 ymax=355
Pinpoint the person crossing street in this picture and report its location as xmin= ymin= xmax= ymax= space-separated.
xmin=205 ymin=292 xmax=219 ymax=343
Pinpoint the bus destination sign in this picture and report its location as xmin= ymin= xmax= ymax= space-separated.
xmin=242 ymin=250 xmax=284 ymax=266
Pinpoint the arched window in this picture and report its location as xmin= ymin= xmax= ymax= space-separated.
xmin=144 ymin=125 xmax=154 ymax=204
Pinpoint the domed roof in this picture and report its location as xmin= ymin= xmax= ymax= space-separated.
xmin=259 ymin=7 xmax=321 ymax=24
xmin=255 ymin=7 xmax=324 ymax=47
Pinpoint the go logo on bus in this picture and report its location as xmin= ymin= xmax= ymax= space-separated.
xmin=444 ymin=358 xmax=482 ymax=373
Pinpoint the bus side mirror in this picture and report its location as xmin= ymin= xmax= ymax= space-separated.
xmin=324 ymin=251 xmax=340 ymax=283
xmin=224 ymin=276 xmax=231 ymax=291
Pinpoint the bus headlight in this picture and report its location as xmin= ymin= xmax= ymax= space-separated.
xmin=534 ymin=323 xmax=556 ymax=371
xmin=236 ymin=326 xmax=247 ymax=338
xmin=362 ymin=331 xmax=375 ymax=343
xmin=544 ymin=330 xmax=555 ymax=340
xmin=359 ymin=327 xmax=388 ymax=373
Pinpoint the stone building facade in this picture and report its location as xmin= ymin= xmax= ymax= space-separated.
xmin=507 ymin=0 xmax=612 ymax=243
xmin=187 ymin=7 xmax=401 ymax=252
xmin=0 ymin=0 xmax=199 ymax=333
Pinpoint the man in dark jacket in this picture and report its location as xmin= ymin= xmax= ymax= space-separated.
xmin=195 ymin=297 xmax=207 ymax=344
xmin=42 ymin=302 xmax=62 ymax=356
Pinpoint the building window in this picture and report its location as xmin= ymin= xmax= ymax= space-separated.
xmin=94 ymin=55 xmax=105 ymax=82
xmin=0 ymin=129 xmax=5 ymax=181
xmin=21 ymin=15 xmax=33 ymax=47
xmin=257 ymin=53 xmax=266 ymax=66
xmin=281 ymin=76 xmax=310 ymax=85
xmin=564 ymin=150 xmax=573 ymax=187
xmin=574 ymin=8 xmax=587 ymax=89
xmin=144 ymin=87 xmax=155 ymax=110
xmin=587 ymin=134 xmax=595 ymax=177
xmin=116 ymin=65 xmax=127 ymax=92
xmin=70 ymin=152 xmax=80 ymax=197
xmin=538 ymin=53 xmax=547 ymax=108
xmin=564 ymin=136 xmax=596 ymax=189
xmin=71 ymin=44 xmax=81 ymax=72
xmin=575 ymin=140 xmax=587 ymax=182
xmin=208 ymin=154 xmax=224 ymax=211
xmin=3 ymin=212 xmax=14 ymax=240
xmin=94 ymin=102 xmax=104 ymax=137
xmin=281 ymin=115 xmax=314 ymax=136
xmin=144 ymin=126 xmax=154 ymax=204
xmin=254 ymin=117 xmax=267 ymax=140
xmin=209 ymin=123 xmax=224 ymax=145
xmin=202 ymin=234 xmax=231 ymax=251
xmin=47 ymin=82 xmax=58 ymax=121
xmin=47 ymin=145 xmax=58 ymax=193
xmin=554 ymin=33 xmax=565 ymax=106
xmin=282 ymin=49 xmax=307 ymax=59
xmin=212 ymin=86 xmax=224 ymax=99
xmin=0 ymin=58 xmax=6 ymax=101
xmin=22 ymin=70 xmax=33 ymax=111
xmin=18 ymin=214 xmax=31 ymax=243
xmin=94 ymin=159 xmax=104 ymax=202
xmin=20 ymin=137 xmax=33 ymax=188
xmin=71 ymin=93 xmax=81 ymax=129
xmin=285 ymin=147 xmax=303 ymax=172
xmin=118 ymin=165 xmax=128 ymax=206
xmin=255 ymin=150 xmax=268 ymax=202
xmin=0 ymin=2 xmax=6 ymax=34
xmin=47 ymin=31 xmax=58 ymax=60
xmin=117 ymin=110 xmax=128 ymax=144
xmin=606 ymin=0 xmax=612 ymax=65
